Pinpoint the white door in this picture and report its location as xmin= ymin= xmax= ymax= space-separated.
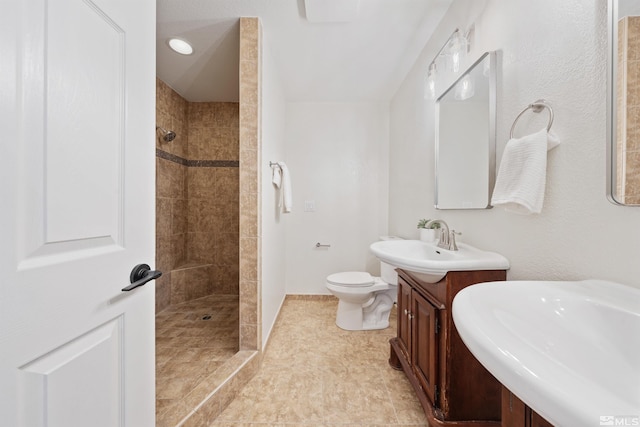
xmin=0 ymin=0 xmax=156 ymax=425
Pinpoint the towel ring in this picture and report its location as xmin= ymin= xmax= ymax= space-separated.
xmin=509 ymin=99 xmax=554 ymax=139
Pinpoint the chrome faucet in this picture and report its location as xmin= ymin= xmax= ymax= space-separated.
xmin=425 ymin=219 xmax=459 ymax=251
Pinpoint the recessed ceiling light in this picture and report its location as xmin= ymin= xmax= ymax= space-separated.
xmin=167 ymin=38 xmax=193 ymax=55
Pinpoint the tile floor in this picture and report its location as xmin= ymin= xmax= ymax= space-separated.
xmin=210 ymin=296 xmax=428 ymax=426
xmin=156 ymin=295 xmax=239 ymax=426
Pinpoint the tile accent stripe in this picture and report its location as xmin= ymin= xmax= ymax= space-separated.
xmin=156 ymin=148 xmax=239 ymax=168
xmin=156 ymin=148 xmax=188 ymax=165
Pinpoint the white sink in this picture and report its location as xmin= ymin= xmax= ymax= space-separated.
xmin=369 ymin=239 xmax=509 ymax=282
xmin=452 ymin=280 xmax=640 ymax=426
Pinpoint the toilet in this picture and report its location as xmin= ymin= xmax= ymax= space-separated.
xmin=326 ymin=252 xmax=399 ymax=331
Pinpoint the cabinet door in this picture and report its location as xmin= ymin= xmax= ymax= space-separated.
xmin=502 ymin=387 xmax=527 ymax=427
xmin=530 ymin=411 xmax=554 ymax=427
xmin=397 ymin=278 xmax=412 ymax=356
xmin=412 ymin=292 xmax=439 ymax=404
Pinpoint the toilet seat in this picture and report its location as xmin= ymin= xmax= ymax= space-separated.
xmin=326 ymin=271 xmax=375 ymax=287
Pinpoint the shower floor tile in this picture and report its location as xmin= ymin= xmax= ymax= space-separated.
xmin=210 ymin=297 xmax=428 ymax=426
xmin=156 ymin=294 xmax=238 ymax=425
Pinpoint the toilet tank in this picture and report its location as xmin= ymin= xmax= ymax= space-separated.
xmin=378 ymin=236 xmax=403 ymax=285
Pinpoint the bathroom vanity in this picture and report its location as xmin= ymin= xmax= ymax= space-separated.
xmin=389 ymin=268 xmax=506 ymax=426
xmin=502 ymin=387 xmax=553 ymax=427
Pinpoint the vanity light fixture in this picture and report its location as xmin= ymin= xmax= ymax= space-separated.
xmin=424 ymin=27 xmax=472 ymax=100
xmin=168 ymin=38 xmax=194 ymax=55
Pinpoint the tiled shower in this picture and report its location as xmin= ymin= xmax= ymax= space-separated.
xmin=154 ymin=78 xmax=241 ymax=424
xmin=155 ymin=79 xmax=240 ymax=309
xmin=153 ymin=18 xmax=263 ymax=426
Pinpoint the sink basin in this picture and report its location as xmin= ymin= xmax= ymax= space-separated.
xmin=369 ymin=239 xmax=509 ymax=282
xmin=452 ymin=280 xmax=640 ymax=426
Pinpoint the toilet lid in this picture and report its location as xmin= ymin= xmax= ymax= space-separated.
xmin=327 ymin=271 xmax=375 ymax=287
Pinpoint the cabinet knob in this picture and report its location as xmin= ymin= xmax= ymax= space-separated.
xmin=404 ymin=309 xmax=409 ymax=316
xmin=408 ymin=313 xmax=414 ymax=319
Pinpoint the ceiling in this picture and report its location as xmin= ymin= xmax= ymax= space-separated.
xmin=156 ymin=0 xmax=453 ymax=103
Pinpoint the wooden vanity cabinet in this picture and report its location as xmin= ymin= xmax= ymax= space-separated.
xmin=389 ymin=269 xmax=507 ymax=427
xmin=502 ymin=387 xmax=554 ymax=427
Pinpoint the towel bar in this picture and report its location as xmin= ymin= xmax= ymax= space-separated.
xmin=269 ymin=161 xmax=279 ymax=167
xmin=510 ymin=99 xmax=554 ymax=139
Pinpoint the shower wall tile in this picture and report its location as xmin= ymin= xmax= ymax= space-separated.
xmin=239 ymin=149 xmax=259 ymax=194
xmin=171 ymin=265 xmax=215 ymax=303
xmin=157 ymin=157 xmax=186 ymax=199
xmin=239 ymin=18 xmax=259 ymax=62
xmin=156 ymin=78 xmax=188 ymax=159
xmin=240 ymin=323 xmax=258 ymax=350
xmin=170 ymin=233 xmax=187 ymax=269
xmin=156 ymin=198 xmax=171 ymax=237
xmin=215 ymin=168 xmax=240 ymax=200
xmin=239 ymin=237 xmax=258 ymax=282
xmin=171 ymin=198 xmax=188 ymax=235
xmin=213 ymin=203 xmax=240 ymax=235
xmin=240 ymin=192 xmax=258 ymax=237
xmin=188 ymin=102 xmax=239 ymax=162
xmin=156 ymin=234 xmax=172 ymax=273
xmin=239 ymin=126 xmax=258 ymax=151
xmin=186 ymin=232 xmax=216 ymax=264
xmin=239 ymin=280 xmax=258 ymax=324
xmin=187 ymin=167 xmax=216 ymax=199
xmin=239 ymin=17 xmax=261 ymax=351
xmin=240 ymin=61 xmax=259 ymax=105
xmin=212 ymin=264 xmax=240 ymax=295
xmin=187 ymin=199 xmax=216 ymax=233
xmin=217 ymin=232 xmax=240 ymax=266
xmin=216 ymin=103 xmax=240 ymax=128
xmin=155 ymin=272 xmax=171 ymax=313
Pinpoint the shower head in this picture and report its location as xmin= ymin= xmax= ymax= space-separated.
xmin=156 ymin=126 xmax=176 ymax=143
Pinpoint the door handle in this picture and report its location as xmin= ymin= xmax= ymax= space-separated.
xmin=122 ymin=263 xmax=162 ymax=292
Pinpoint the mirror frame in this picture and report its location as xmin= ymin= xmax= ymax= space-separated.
xmin=434 ymin=51 xmax=497 ymax=209
xmin=607 ymin=0 xmax=619 ymax=204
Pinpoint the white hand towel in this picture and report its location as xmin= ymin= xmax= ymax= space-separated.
xmin=277 ymin=161 xmax=292 ymax=213
xmin=272 ymin=164 xmax=282 ymax=188
xmin=491 ymin=128 xmax=558 ymax=215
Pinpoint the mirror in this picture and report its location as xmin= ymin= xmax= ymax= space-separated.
xmin=608 ymin=0 xmax=640 ymax=205
xmin=435 ymin=51 xmax=496 ymax=209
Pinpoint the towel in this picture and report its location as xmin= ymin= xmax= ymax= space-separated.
xmin=277 ymin=162 xmax=292 ymax=213
xmin=491 ymin=128 xmax=560 ymax=215
xmin=272 ymin=164 xmax=282 ymax=188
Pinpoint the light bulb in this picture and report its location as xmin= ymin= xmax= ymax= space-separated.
xmin=424 ymin=63 xmax=437 ymax=100
xmin=454 ymin=74 xmax=474 ymax=100
xmin=447 ymin=30 xmax=467 ymax=74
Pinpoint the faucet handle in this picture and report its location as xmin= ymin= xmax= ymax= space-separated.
xmin=438 ymin=228 xmax=449 ymax=245
xmin=449 ymin=230 xmax=461 ymax=251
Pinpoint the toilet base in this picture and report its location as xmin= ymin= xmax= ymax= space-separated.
xmin=335 ymin=290 xmax=395 ymax=331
